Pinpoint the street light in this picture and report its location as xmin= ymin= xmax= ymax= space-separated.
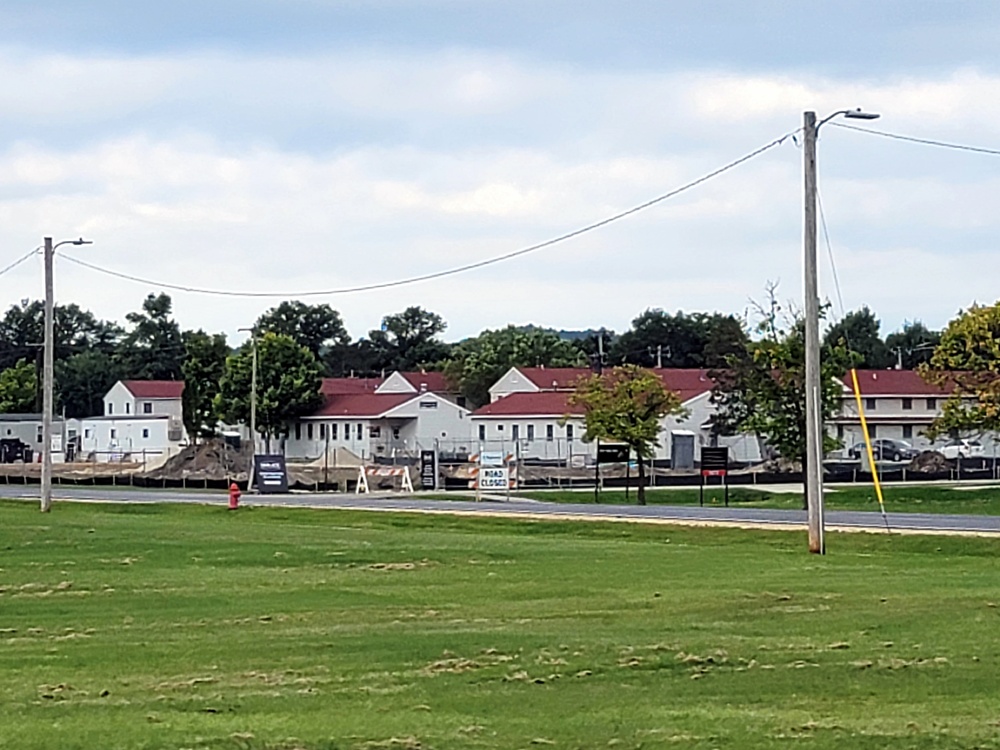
xmin=41 ymin=236 xmax=92 ymax=513
xmin=803 ymin=108 xmax=879 ymax=553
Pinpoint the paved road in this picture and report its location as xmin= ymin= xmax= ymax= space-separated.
xmin=4 ymin=486 xmax=1000 ymax=536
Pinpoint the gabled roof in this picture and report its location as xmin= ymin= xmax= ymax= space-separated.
xmin=321 ymin=377 xmax=384 ymax=395
xmin=473 ymin=392 xmax=583 ymax=418
xmin=122 ymin=380 xmax=184 ymax=399
xmin=511 ymin=367 xmax=715 ymax=402
xmin=311 ymin=393 xmax=414 ymax=418
xmin=841 ymin=369 xmax=950 ymax=397
xmin=399 ymin=371 xmax=453 ymax=393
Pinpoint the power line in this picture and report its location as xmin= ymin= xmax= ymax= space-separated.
xmin=830 ymin=122 xmax=1000 ymax=156
xmin=60 ymin=130 xmax=799 ymax=299
xmin=0 ymin=247 xmax=40 ymax=278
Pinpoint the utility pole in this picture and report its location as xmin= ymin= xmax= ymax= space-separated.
xmin=41 ymin=238 xmax=55 ymax=513
xmin=39 ymin=236 xmax=91 ymax=512
xmin=803 ymin=112 xmax=824 ymax=554
xmin=802 ymin=107 xmax=880 ymax=553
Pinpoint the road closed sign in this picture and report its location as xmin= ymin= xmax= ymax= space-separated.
xmin=479 ymin=467 xmax=509 ymax=491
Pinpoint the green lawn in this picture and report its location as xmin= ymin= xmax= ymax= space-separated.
xmin=520 ymin=484 xmax=1000 ymax=515
xmin=2 ymin=499 xmax=1000 ymax=749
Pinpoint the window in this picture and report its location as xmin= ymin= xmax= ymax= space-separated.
xmin=902 ymin=398 xmax=912 ymax=410
xmin=865 ymin=398 xmax=876 ymax=411
xmin=512 ymin=425 xmax=520 ymax=441
xmin=419 ymin=400 xmax=438 ymax=409
xmin=307 ymin=423 xmax=314 ymax=440
xmin=527 ymin=424 xmax=535 ymax=442
xmin=479 ymin=424 xmax=486 ymax=441
xmin=125 ymin=402 xmax=130 ymax=414
xmin=319 ymin=423 xmax=326 ymax=440
xmin=546 ymin=424 xmax=554 ymax=442
xmin=331 ymin=423 xmax=338 ymax=440
xmin=902 ymin=425 xmax=913 ymax=439
xmin=107 ymin=403 xmax=113 ymax=415
xmin=143 ymin=402 xmax=152 ymax=414
xmin=295 ymin=423 xmax=301 ymax=440
xmin=142 ymin=428 xmax=149 ymax=439
xmin=926 ymin=398 xmax=937 ymax=410
xmin=566 ymin=424 xmax=574 ymax=442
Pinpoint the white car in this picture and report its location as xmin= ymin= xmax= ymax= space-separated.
xmin=938 ymin=439 xmax=985 ymax=459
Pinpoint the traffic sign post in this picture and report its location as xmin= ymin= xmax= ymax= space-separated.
xmin=699 ymin=446 xmax=730 ymax=507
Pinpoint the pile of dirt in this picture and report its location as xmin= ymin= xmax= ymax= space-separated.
xmin=908 ymin=450 xmax=949 ymax=474
xmin=147 ymin=439 xmax=249 ymax=480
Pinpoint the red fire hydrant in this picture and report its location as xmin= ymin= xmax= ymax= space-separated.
xmin=228 ymin=482 xmax=241 ymax=510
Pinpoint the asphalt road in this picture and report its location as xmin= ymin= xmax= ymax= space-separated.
xmin=4 ymin=485 xmax=1000 ymax=536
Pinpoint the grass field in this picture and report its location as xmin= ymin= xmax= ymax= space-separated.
xmin=520 ymin=483 xmax=1000 ymax=515
xmin=2 ymin=498 xmax=1000 ymax=749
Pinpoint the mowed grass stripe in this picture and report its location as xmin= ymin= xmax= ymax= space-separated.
xmin=1 ymin=498 xmax=999 ymax=749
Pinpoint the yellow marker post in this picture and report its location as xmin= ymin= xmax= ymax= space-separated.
xmin=850 ymin=368 xmax=890 ymax=528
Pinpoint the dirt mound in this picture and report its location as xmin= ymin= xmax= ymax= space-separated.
xmin=147 ymin=439 xmax=249 ymax=480
xmin=909 ymin=450 xmax=949 ymax=473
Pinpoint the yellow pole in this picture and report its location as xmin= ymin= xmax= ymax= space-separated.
xmin=850 ymin=368 xmax=889 ymax=523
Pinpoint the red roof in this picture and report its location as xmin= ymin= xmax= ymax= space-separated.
xmin=842 ymin=369 xmax=950 ymax=396
xmin=514 ymin=367 xmax=715 ymax=402
xmin=311 ymin=393 xmax=414 ymax=418
xmin=400 ymin=371 xmax=453 ymax=393
xmin=321 ymin=377 xmax=384 ymax=395
xmin=122 ymin=380 xmax=184 ymax=399
xmin=473 ymin=391 xmax=583 ymax=418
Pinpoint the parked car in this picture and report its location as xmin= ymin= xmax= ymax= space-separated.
xmin=938 ymin=439 xmax=985 ymax=459
xmin=848 ymin=438 xmax=919 ymax=462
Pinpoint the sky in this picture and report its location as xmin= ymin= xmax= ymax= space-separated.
xmin=2 ymin=0 xmax=1000 ymax=345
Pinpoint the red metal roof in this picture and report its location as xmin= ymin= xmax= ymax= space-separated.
xmin=311 ymin=393 xmax=414 ymax=418
xmin=122 ymin=380 xmax=184 ymax=399
xmin=473 ymin=392 xmax=583 ymax=417
xmin=400 ymin=371 xmax=453 ymax=393
xmin=320 ymin=377 xmax=384 ymax=395
xmin=514 ymin=367 xmax=715 ymax=401
xmin=842 ymin=369 xmax=950 ymax=396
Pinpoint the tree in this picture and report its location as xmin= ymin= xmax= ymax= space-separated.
xmin=711 ymin=287 xmax=847 ymax=509
xmin=56 ymin=350 xmax=124 ymax=418
xmin=117 ymin=293 xmax=184 ymax=380
xmin=823 ymin=306 xmax=893 ymax=369
xmin=921 ymin=302 xmax=1000 ymax=440
xmin=444 ymin=326 xmax=584 ymax=407
xmin=256 ymin=301 xmax=349 ymax=363
xmin=181 ymin=330 xmax=230 ymax=442
xmin=215 ymin=332 xmax=323 ymax=450
xmin=569 ymin=365 xmax=686 ymax=505
xmin=0 ymin=360 xmax=38 ymax=413
xmin=611 ymin=309 xmax=748 ymax=368
xmin=885 ymin=321 xmax=941 ymax=369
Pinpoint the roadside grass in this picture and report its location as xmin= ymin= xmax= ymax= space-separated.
xmin=520 ymin=484 xmax=1000 ymax=515
xmin=2 ymin=498 xmax=1000 ymax=749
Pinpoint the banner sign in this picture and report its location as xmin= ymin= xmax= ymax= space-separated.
xmin=254 ymin=454 xmax=289 ymax=493
xmin=420 ymin=450 xmax=437 ymax=490
xmin=597 ymin=443 xmax=630 ymax=464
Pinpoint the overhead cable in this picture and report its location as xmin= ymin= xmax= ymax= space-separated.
xmin=830 ymin=122 xmax=1000 ymax=156
xmin=59 ymin=130 xmax=799 ymax=298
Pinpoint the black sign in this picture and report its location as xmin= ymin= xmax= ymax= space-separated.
xmin=254 ymin=454 xmax=288 ymax=493
xmin=700 ymin=446 xmax=729 ymax=476
xmin=420 ymin=450 xmax=437 ymax=490
xmin=597 ymin=443 xmax=630 ymax=464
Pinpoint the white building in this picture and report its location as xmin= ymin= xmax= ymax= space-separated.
xmin=473 ymin=367 xmax=763 ymax=465
xmin=284 ymin=372 xmax=473 ymax=460
xmin=80 ymin=380 xmax=187 ymax=461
